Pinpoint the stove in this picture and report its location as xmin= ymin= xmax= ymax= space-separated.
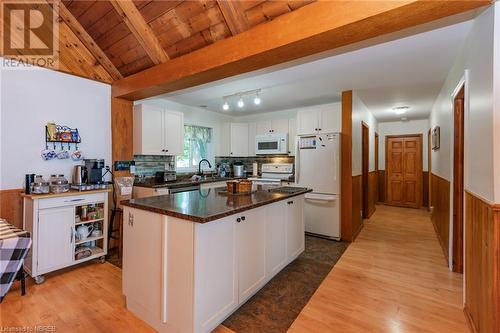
xmin=248 ymin=163 xmax=293 ymax=186
xmin=268 ymin=186 xmax=308 ymax=194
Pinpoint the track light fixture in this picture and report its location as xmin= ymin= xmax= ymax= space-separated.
xmin=221 ymin=89 xmax=262 ymax=110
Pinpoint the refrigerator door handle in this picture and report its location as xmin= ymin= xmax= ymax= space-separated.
xmin=305 ymin=193 xmax=337 ymax=201
xmin=295 ymin=137 xmax=300 ymax=184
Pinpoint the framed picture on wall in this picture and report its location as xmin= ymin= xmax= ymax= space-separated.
xmin=432 ymin=126 xmax=440 ymax=150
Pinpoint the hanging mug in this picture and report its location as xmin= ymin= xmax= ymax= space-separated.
xmin=41 ymin=148 xmax=57 ymax=161
xmin=57 ymin=150 xmax=70 ymax=159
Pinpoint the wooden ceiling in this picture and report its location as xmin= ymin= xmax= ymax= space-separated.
xmin=43 ymin=0 xmax=314 ymax=83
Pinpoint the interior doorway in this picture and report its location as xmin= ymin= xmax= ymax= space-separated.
xmin=385 ymin=135 xmax=423 ymax=208
xmin=362 ymin=122 xmax=369 ymax=218
xmin=428 ymin=129 xmax=432 ymax=210
xmin=375 ymin=133 xmax=379 ymax=204
xmin=452 ymin=86 xmax=465 ymax=273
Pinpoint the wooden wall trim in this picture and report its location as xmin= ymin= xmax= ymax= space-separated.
xmin=352 ymin=175 xmax=363 ymax=241
xmin=368 ymin=171 xmax=377 ymax=218
xmin=464 ymin=191 xmax=500 ymax=333
xmin=341 ymin=91 xmax=353 ymax=242
xmin=111 ymin=1 xmax=489 ymax=100
xmin=111 ymin=97 xmax=134 ymax=177
xmin=430 ymin=172 xmax=450 ymax=264
xmin=0 ymin=188 xmax=24 ymax=229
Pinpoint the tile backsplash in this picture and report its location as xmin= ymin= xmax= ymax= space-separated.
xmin=215 ymin=155 xmax=295 ymax=175
xmin=133 ymin=155 xmax=175 ymax=177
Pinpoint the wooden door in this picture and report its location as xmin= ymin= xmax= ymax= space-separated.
xmin=386 ymin=135 xmax=423 ymax=208
xmin=37 ymin=207 xmax=74 ymax=273
xmin=361 ymin=123 xmax=369 ymax=217
xmin=452 ymin=86 xmax=464 ymax=273
xmin=375 ymin=133 xmax=379 ymax=203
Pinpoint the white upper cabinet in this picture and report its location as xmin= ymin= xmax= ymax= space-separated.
xmin=248 ymin=122 xmax=256 ymax=156
xmin=256 ymin=119 xmax=289 ymax=134
xmin=297 ymin=103 xmax=341 ymax=135
xmin=230 ymin=123 xmax=249 ymax=157
xmin=163 ymin=110 xmax=184 ymax=156
xmin=288 ymin=117 xmax=297 ymax=155
xmin=133 ymin=104 xmax=184 ymax=156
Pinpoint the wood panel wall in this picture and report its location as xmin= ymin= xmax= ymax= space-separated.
xmin=430 ymin=173 xmax=450 ymax=263
xmin=464 ymin=191 xmax=500 ymax=333
xmin=377 ymin=169 xmax=429 ymax=207
xmin=341 ymin=91 xmax=354 ymax=242
xmin=0 ymin=189 xmax=23 ymax=228
xmin=352 ymin=175 xmax=363 ymax=240
xmin=368 ymin=171 xmax=377 ymax=218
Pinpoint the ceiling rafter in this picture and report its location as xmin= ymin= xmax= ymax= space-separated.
xmin=58 ymin=2 xmax=123 ymax=80
xmin=109 ymin=0 xmax=169 ymax=65
xmin=216 ymin=0 xmax=249 ymax=35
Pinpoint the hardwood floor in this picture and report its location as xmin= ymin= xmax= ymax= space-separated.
xmin=1 ymin=205 xmax=466 ymax=333
xmin=289 ymin=204 xmax=467 ymax=333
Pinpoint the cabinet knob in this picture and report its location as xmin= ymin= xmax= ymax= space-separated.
xmin=319 ymin=128 xmax=322 ymax=131
xmin=241 ymin=216 xmax=246 ymax=221
xmin=165 ymin=149 xmax=169 ymax=152
xmin=236 ymin=217 xmax=241 ymax=223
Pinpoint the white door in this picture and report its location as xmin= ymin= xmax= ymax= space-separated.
xmin=230 ymin=123 xmax=249 ymax=157
xmin=164 ymin=110 xmax=184 ymax=156
xmin=237 ymin=208 xmax=266 ymax=303
xmin=272 ymin=118 xmax=289 ymax=134
xmin=122 ymin=208 xmax=163 ymax=323
xmin=137 ymin=105 xmax=164 ymax=155
xmin=248 ymin=122 xmax=256 ymax=155
xmin=256 ymin=121 xmax=272 ymax=135
xmin=194 ymin=215 xmax=238 ymax=332
xmin=286 ymin=197 xmax=305 ymax=261
xmin=297 ymin=110 xmax=319 ymax=135
xmin=296 ymin=133 xmax=340 ymax=194
xmin=319 ymin=103 xmax=341 ymax=133
xmin=265 ymin=202 xmax=286 ymax=278
xmin=288 ymin=118 xmax=297 ymax=155
xmin=37 ymin=207 xmax=74 ymax=273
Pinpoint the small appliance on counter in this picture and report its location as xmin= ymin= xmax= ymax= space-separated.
xmin=71 ymin=159 xmax=110 ymax=191
xmin=84 ymin=159 xmax=105 ymax=184
xmin=72 ymin=165 xmax=88 ymax=185
xmin=233 ymin=162 xmax=245 ymax=178
xmin=155 ymin=171 xmax=177 ymax=183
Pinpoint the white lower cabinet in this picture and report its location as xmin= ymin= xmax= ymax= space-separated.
xmin=194 ymin=215 xmax=238 ymax=333
xmin=237 ymin=208 xmax=266 ymax=303
xmin=265 ymin=202 xmax=287 ymax=277
xmin=285 ymin=198 xmax=305 ymax=260
xmin=37 ymin=207 xmax=74 ymax=272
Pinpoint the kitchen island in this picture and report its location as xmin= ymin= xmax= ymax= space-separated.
xmin=121 ymin=186 xmax=310 ymax=333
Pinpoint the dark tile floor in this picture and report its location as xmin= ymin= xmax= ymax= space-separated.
xmin=223 ymin=235 xmax=349 ymax=333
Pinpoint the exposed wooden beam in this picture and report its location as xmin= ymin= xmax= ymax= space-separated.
xmin=112 ymin=0 xmax=489 ymax=100
xmin=109 ymin=0 xmax=169 ymax=65
xmin=217 ymin=0 xmax=249 ymax=35
xmin=58 ymin=2 xmax=123 ymax=81
xmin=341 ymin=90 xmax=353 ymax=242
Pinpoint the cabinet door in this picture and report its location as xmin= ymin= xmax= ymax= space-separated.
xmin=230 ymin=123 xmax=249 ymax=157
xmin=288 ymin=118 xmax=297 ymax=155
xmin=237 ymin=208 xmax=266 ymax=303
xmin=164 ymin=111 xmax=184 ymax=156
xmin=286 ymin=197 xmax=305 ymax=262
xmin=122 ymin=208 xmax=163 ymax=323
xmin=297 ymin=110 xmax=319 ymax=135
xmin=37 ymin=207 xmax=74 ymax=273
xmin=219 ymin=123 xmax=231 ymax=156
xmin=194 ymin=215 xmax=238 ymax=332
xmin=256 ymin=121 xmax=272 ymax=135
xmin=319 ymin=103 xmax=341 ymax=133
xmin=272 ymin=118 xmax=289 ymax=134
xmin=248 ymin=122 xmax=256 ymax=155
xmin=134 ymin=105 xmax=165 ymax=155
xmin=265 ymin=202 xmax=286 ymax=278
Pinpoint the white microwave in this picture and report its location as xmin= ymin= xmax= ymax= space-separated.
xmin=255 ymin=133 xmax=288 ymax=155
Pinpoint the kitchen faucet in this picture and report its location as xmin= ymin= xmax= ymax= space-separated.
xmin=198 ymin=159 xmax=212 ymax=176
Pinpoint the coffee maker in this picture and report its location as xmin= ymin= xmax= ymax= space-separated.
xmin=84 ymin=159 xmax=105 ymax=184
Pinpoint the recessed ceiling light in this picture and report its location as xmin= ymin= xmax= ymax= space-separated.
xmin=393 ymin=106 xmax=409 ymax=115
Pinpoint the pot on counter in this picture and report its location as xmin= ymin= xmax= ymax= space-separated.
xmin=233 ymin=162 xmax=245 ymax=178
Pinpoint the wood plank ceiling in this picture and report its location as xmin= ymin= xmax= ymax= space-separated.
xmin=55 ymin=0 xmax=314 ymax=82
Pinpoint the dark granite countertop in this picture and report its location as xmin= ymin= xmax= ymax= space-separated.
xmin=122 ymin=186 xmax=311 ymax=223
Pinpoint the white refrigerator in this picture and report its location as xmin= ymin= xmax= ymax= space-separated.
xmin=295 ymin=133 xmax=341 ymax=240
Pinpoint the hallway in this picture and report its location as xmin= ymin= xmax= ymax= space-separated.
xmin=289 ymin=205 xmax=467 ymax=333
